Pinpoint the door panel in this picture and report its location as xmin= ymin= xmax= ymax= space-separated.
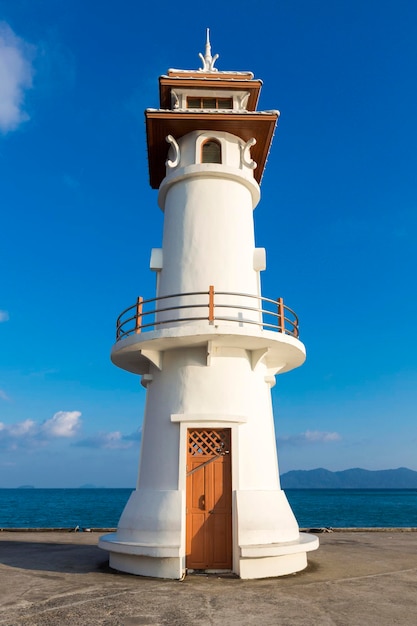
xmin=186 ymin=428 xmax=232 ymax=570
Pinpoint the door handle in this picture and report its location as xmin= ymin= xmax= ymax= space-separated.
xmin=199 ymin=495 xmax=205 ymax=510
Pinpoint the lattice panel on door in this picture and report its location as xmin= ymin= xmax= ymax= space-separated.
xmin=188 ymin=429 xmax=230 ymax=457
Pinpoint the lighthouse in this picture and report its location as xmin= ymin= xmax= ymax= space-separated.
xmin=99 ymin=32 xmax=319 ymax=579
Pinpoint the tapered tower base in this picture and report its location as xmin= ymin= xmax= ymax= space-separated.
xmin=238 ymin=532 xmax=319 ymax=579
xmin=99 ymin=536 xmax=184 ymax=579
xmin=99 ymin=529 xmax=318 ymax=579
xmin=99 ymin=479 xmax=319 ymax=579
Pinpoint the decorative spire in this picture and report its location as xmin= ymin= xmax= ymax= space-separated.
xmin=198 ymin=28 xmax=219 ymax=72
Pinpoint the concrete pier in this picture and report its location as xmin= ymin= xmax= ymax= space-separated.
xmin=0 ymin=529 xmax=416 ymax=625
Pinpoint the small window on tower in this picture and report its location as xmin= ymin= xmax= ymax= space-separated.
xmin=187 ymin=97 xmax=201 ymax=108
xmin=217 ymin=98 xmax=233 ymax=109
xmin=201 ymin=139 xmax=221 ymax=164
xmin=186 ymin=97 xmax=233 ymax=110
xmin=202 ymin=97 xmax=216 ymax=108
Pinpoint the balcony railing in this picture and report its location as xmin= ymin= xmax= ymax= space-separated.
xmin=115 ymin=286 xmax=299 ymax=341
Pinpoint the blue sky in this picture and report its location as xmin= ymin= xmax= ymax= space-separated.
xmin=1 ymin=0 xmax=416 ymax=487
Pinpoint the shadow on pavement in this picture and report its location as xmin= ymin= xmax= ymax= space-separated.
xmin=0 ymin=540 xmax=111 ymax=574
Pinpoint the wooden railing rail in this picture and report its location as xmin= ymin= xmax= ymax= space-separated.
xmin=115 ymin=287 xmax=299 ymax=341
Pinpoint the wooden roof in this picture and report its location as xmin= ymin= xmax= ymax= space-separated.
xmin=145 ymin=110 xmax=278 ymax=189
xmin=159 ymin=75 xmax=262 ymax=111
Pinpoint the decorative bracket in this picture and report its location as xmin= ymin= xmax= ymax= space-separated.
xmin=242 ymin=137 xmax=257 ymax=170
xmin=171 ymin=90 xmax=179 ymax=109
xmin=140 ymin=349 xmax=162 ymax=370
xmin=237 ymin=93 xmax=250 ymax=110
xmin=251 ymin=348 xmax=268 ymax=371
xmin=165 ymin=135 xmax=180 ymax=168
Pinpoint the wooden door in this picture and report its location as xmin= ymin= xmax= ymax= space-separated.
xmin=186 ymin=428 xmax=232 ymax=570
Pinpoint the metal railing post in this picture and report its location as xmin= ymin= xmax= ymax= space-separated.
xmin=135 ymin=296 xmax=143 ymax=334
xmin=208 ymin=285 xmax=215 ymax=324
xmin=277 ymin=297 xmax=285 ymax=333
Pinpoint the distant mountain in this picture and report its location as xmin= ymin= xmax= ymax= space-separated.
xmin=280 ymin=467 xmax=417 ymax=489
xmin=79 ymin=484 xmax=100 ymax=489
xmin=17 ymin=485 xmax=35 ymax=489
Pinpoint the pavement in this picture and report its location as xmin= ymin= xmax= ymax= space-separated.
xmin=0 ymin=529 xmax=416 ymax=625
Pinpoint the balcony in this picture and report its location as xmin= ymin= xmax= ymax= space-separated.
xmin=115 ymin=286 xmax=299 ymax=342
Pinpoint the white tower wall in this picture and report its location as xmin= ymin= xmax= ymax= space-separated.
xmin=159 ymin=178 xmax=257 ymax=294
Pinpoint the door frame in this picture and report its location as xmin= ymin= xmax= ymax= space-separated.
xmin=185 ymin=427 xmax=232 ymax=570
xmin=174 ymin=418 xmax=242 ymax=573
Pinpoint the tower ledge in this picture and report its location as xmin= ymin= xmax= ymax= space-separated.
xmin=111 ymin=323 xmax=306 ymax=376
xmin=158 ymin=161 xmax=261 ymax=209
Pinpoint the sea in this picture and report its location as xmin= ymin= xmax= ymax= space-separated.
xmin=0 ymin=488 xmax=416 ymax=529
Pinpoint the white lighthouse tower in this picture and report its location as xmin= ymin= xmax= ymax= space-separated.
xmin=99 ymin=32 xmax=318 ymax=579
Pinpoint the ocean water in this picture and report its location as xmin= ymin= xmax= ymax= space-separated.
xmin=0 ymin=488 xmax=416 ymax=529
xmin=0 ymin=488 xmax=133 ymax=529
xmin=286 ymin=489 xmax=417 ymax=528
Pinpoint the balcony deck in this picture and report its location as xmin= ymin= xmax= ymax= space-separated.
xmin=111 ymin=288 xmax=306 ymax=375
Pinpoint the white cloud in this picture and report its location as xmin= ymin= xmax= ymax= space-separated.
xmin=100 ymin=431 xmax=129 ymax=449
xmin=304 ymin=430 xmax=341 ymax=442
xmin=8 ymin=419 xmax=36 ymax=437
xmin=0 ymin=410 xmax=82 ymax=449
xmin=41 ymin=410 xmax=81 ymax=437
xmin=0 ymin=310 xmax=9 ymax=322
xmin=0 ymin=410 xmax=141 ymax=453
xmin=75 ymin=428 xmax=142 ymax=450
xmin=0 ymin=22 xmax=34 ymax=133
xmin=278 ymin=430 xmax=342 ymax=445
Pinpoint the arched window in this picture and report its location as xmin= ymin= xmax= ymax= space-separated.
xmin=201 ymin=139 xmax=221 ymax=164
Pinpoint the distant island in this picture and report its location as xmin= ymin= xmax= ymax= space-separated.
xmin=280 ymin=467 xmax=417 ymax=489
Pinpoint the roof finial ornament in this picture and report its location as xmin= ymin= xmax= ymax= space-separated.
xmin=198 ymin=28 xmax=219 ymax=72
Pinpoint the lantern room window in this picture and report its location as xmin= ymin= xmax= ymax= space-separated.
xmin=201 ymin=139 xmax=222 ymax=164
xmin=187 ymin=96 xmax=233 ymax=110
